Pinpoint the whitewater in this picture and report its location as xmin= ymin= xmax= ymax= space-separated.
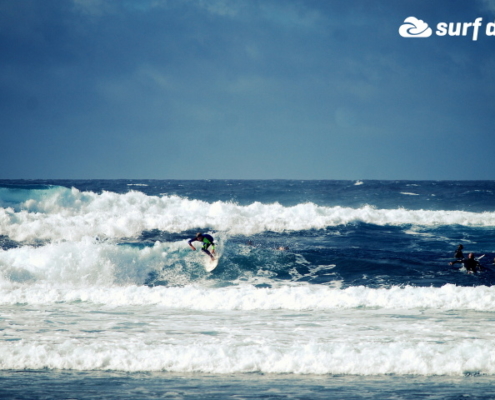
xmin=2 ymin=186 xmax=495 ymax=243
xmin=1 ymin=179 xmax=495 ymax=399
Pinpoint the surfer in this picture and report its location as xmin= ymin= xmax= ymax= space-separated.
xmin=189 ymin=232 xmax=216 ymax=261
xmin=449 ymin=253 xmax=482 ymax=273
xmin=454 ymin=244 xmax=464 ymax=260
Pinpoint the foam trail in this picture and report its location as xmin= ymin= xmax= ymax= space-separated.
xmin=2 ymin=187 xmax=495 ymax=242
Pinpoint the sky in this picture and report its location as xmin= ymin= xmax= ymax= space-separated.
xmin=1 ymin=0 xmax=495 ymax=180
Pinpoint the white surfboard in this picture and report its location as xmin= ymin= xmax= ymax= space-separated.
xmin=205 ymin=258 xmax=218 ymax=272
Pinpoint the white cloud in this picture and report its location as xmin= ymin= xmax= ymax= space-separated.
xmin=399 ymin=16 xmax=432 ymax=38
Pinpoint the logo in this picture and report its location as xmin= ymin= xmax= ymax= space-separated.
xmin=399 ymin=17 xmax=432 ymax=38
xmin=400 ymin=16 xmax=495 ymax=41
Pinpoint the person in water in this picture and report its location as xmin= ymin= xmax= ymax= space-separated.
xmin=454 ymin=244 xmax=464 ymax=260
xmin=449 ymin=253 xmax=482 ymax=273
xmin=189 ymin=232 xmax=216 ymax=260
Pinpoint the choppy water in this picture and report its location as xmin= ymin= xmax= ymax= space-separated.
xmin=1 ymin=179 xmax=495 ymax=399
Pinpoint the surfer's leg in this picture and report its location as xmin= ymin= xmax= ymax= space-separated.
xmin=201 ymin=246 xmax=214 ymax=259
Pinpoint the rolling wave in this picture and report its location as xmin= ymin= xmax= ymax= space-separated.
xmin=1 ymin=278 xmax=495 ymax=312
xmin=1 ymin=186 xmax=495 ymax=243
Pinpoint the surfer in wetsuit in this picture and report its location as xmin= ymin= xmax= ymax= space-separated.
xmin=449 ymin=253 xmax=482 ymax=273
xmin=189 ymin=232 xmax=216 ymax=260
xmin=454 ymin=244 xmax=464 ymax=260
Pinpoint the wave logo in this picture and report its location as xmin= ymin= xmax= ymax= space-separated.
xmin=399 ymin=16 xmax=432 ymax=38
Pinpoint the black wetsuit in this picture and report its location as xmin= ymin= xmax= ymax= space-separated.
xmin=189 ymin=234 xmax=215 ymax=256
xmin=460 ymin=258 xmax=480 ymax=273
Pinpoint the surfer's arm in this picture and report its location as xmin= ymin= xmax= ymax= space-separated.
xmin=449 ymin=260 xmax=462 ymax=266
xmin=188 ymin=239 xmax=197 ymax=250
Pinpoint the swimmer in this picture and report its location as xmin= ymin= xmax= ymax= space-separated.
xmin=450 ymin=253 xmax=482 ymax=273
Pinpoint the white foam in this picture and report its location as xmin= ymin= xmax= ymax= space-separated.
xmin=2 ymin=187 xmax=495 ymax=242
xmin=1 ymin=275 xmax=495 ymax=311
xmin=1 ymin=302 xmax=494 ymax=375
xmin=2 ymin=338 xmax=494 ymax=375
xmin=0 ymin=239 xmax=170 ymax=287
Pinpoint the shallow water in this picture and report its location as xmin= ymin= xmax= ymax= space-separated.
xmin=1 ymin=371 xmax=495 ymax=400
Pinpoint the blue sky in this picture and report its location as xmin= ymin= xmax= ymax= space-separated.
xmin=1 ymin=0 xmax=495 ymax=179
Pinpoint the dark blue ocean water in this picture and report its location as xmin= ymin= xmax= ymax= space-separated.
xmin=1 ymin=180 xmax=495 ymax=399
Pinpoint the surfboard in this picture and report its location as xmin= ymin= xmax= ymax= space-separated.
xmin=205 ymin=258 xmax=218 ymax=272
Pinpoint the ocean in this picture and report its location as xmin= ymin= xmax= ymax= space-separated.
xmin=1 ymin=179 xmax=495 ymax=399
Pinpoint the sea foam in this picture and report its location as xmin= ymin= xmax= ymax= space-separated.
xmin=1 ymin=277 xmax=495 ymax=311
xmin=1 ymin=327 xmax=494 ymax=375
